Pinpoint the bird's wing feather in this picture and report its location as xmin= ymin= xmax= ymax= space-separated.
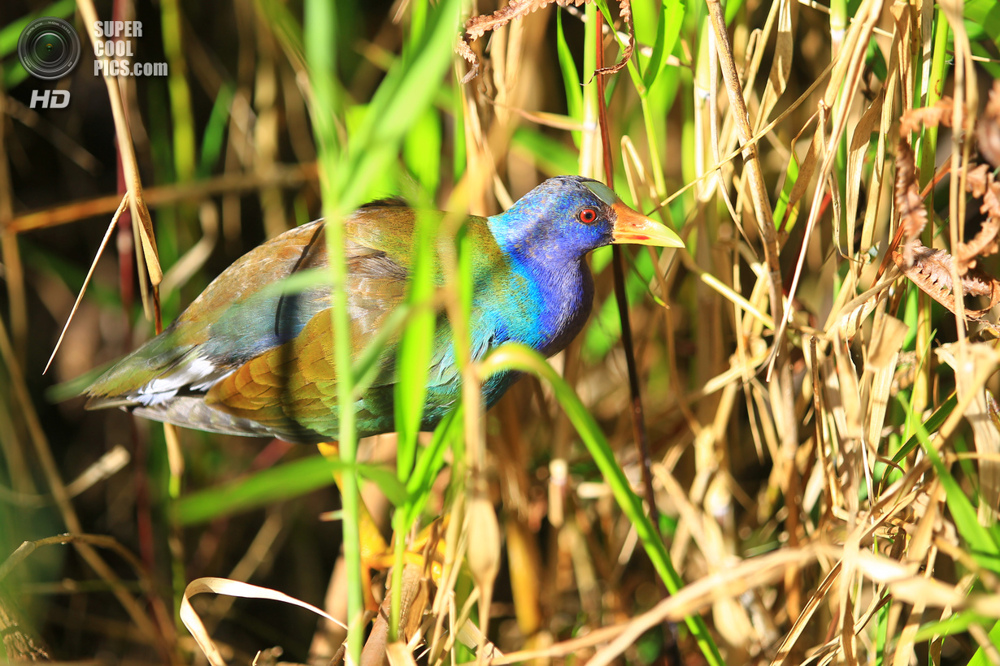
xmin=85 ymin=220 xmax=332 ymax=405
xmin=85 ymin=209 xmax=415 ymax=431
xmin=85 ymin=204 xmax=505 ymax=442
xmin=203 ymin=206 xmax=505 ymax=440
xmin=205 ymin=268 xmax=416 ymax=440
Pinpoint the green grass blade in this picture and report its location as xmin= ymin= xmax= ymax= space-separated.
xmin=898 ymin=393 xmax=1000 ymax=574
xmin=197 ymin=82 xmax=234 ymax=179
xmin=1 ymin=0 xmax=77 ymax=87
xmin=913 ymin=610 xmax=993 ymax=644
xmin=403 ymin=407 xmax=462 ymax=526
xmin=511 ymin=127 xmax=580 ymax=176
xmin=253 ymin=0 xmax=308 ymax=73
xmin=174 ymin=456 xmax=399 ymax=525
xmin=891 ymin=392 xmax=956 ymax=465
xmin=394 ymin=203 xmax=438 ymax=481
xmin=478 ymin=343 xmax=724 ymax=666
xmin=342 ymin=0 xmax=460 ymax=206
xmin=0 ymin=0 xmax=76 ymax=57
xmin=641 ymin=0 xmax=685 ymax=90
xmin=556 ymin=9 xmax=583 ymax=146
xmin=302 ymin=0 xmax=364 ymax=658
xmin=967 ymin=618 xmax=1000 ymax=665
xmin=403 ymin=110 xmax=442 ymax=193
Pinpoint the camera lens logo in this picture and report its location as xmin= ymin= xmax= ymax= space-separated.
xmin=17 ymin=17 xmax=81 ymax=81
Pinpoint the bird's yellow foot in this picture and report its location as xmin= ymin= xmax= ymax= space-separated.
xmin=317 ymin=442 xmax=449 ymax=612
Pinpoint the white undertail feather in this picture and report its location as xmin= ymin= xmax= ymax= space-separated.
xmin=132 ymin=354 xmax=234 ymax=406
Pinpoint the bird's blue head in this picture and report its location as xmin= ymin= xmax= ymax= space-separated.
xmin=489 ymin=176 xmax=682 ymax=265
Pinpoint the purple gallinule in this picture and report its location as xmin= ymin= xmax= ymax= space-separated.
xmin=84 ymin=176 xmax=682 ymax=442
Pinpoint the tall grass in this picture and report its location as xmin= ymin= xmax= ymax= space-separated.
xmin=4 ymin=0 xmax=1000 ymax=663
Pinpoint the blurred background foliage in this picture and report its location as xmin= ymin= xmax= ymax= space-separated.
xmin=2 ymin=0 xmax=1000 ymax=663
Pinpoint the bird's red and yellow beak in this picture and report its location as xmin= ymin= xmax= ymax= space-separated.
xmin=610 ymin=201 xmax=684 ymax=248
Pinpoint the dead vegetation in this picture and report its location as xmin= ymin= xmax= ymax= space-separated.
xmin=3 ymin=0 xmax=1000 ymax=664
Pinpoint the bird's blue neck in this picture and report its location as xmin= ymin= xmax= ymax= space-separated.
xmin=485 ymin=212 xmax=595 ymax=357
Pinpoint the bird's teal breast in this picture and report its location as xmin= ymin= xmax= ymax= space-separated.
xmin=483 ymin=256 xmax=593 ymax=358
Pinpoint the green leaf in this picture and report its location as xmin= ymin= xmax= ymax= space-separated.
xmin=865 ymin=36 xmax=887 ymax=82
xmin=898 ymin=393 xmax=1000 ymax=574
xmin=395 ymin=203 xmax=439 ymax=482
xmin=403 ymin=407 xmax=462 ymax=528
xmin=968 ymin=619 xmax=1000 ymax=665
xmin=971 ymin=40 xmax=1000 ymax=79
xmin=403 ymin=109 xmax=442 ymax=193
xmin=197 ymin=83 xmax=235 ymax=179
xmin=342 ymin=0 xmax=461 ymax=207
xmin=725 ymin=0 xmax=746 ymax=22
xmin=1 ymin=0 xmax=76 ymax=87
xmin=478 ymin=344 xmax=724 ymax=666
xmin=642 ymin=0 xmax=685 ymax=90
xmin=556 ymin=9 xmax=583 ymax=146
xmin=772 ymin=152 xmax=800 ymax=231
xmin=174 ymin=455 xmax=396 ymax=525
xmin=511 ymin=127 xmax=579 ymax=176
xmin=913 ymin=610 xmax=993 ymax=643
xmin=963 ymin=0 xmax=1000 ymax=45
xmin=583 ymin=247 xmax=658 ymax=361
xmin=892 ymin=393 xmax=955 ymax=466
xmin=255 ymin=0 xmax=309 ymax=75
xmin=358 ymin=465 xmax=407 ymax=506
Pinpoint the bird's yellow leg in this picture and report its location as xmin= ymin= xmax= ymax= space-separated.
xmin=317 ymin=441 xmax=389 ymax=611
xmin=317 ymin=443 xmax=449 ymax=605
xmin=371 ymin=516 xmax=449 ymax=584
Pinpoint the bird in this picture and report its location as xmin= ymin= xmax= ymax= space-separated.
xmin=84 ymin=176 xmax=683 ymax=443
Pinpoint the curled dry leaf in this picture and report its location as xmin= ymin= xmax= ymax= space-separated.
xmin=894 ymin=141 xmax=927 ymax=266
xmin=978 ymin=80 xmax=1000 ymax=168
xmin=957 ymin=216 xmax=1000 ymax=274
xmin=967 ymin=162 xmax=992 ymax=199
xmin=983 ymin=171 xmax=1000 ymax=224
xmin=956 ymin=167 xmax=1000 ymax=273
xmin=893 ymin=244 xmax=1000 ymax=326
xmin=595 ymin=0 xmax=635 ymax=76
xmin=891 ymin=87 xmax=1000 ymax=272
xmin=458 ymin=0 xmax=586 ymax=82
xmin=899 ymin=97 xmax=954 ymax=137
xmin=457 ymin=0 xmax=634 ymax=82
xmin=955 ymin=164 xmax=1000 ymax=275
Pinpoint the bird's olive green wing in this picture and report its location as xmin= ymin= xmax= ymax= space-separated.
xmin=86 ymin=205 xmax=435 ymax=441
xmin=204 ymin=215 xmax=422 ymax=441
xmin=202 ymin=206 xmax=504 ymax=441
xmin=85 ymin=220 xmax=332 ymax=405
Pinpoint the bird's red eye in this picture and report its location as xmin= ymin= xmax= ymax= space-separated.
xmin=579 ymin=208 xmax=598 ymax=224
